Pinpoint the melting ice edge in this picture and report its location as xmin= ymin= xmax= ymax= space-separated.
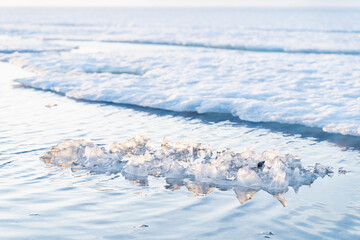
xmin=42 ymin=136 xmax=337 ymax=206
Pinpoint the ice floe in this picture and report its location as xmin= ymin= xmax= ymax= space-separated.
xmin=4 ymin=42 xmax=360 ymax=136
xmin=41 ymin=136 xmax=336 ymax=206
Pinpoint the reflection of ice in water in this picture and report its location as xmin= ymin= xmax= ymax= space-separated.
xmin=234 ymin=187 xmax=259 ymax=205
xmin=187 ymin=182 xmax=215 ymax=196
xmin=41 ymin=136 xmax=335 ymax=206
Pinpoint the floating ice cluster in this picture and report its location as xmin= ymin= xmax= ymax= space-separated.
xmin=41 ymin=136 xmax=334 ymax=206
xmin=1 ymin=9 xmax=360 ymax=136
xmin=4 ymin=41 xmax=360 ymax=136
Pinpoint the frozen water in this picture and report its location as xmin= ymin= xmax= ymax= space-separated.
xmin=1 ymin=7 xmax=360 ymax=240
xmin=4 ymin=43 xmax=360 ymax=136
xmin=1 ymin=60 xmax=360 ymax=239
xmin=1 ymin=8 xmax=360 ymax=136
xmin=41 ymin=136 xmax=335 ymax=206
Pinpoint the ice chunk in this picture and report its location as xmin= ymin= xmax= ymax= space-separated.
xmin=236 ymin=167 xmax=261 ymax=189
xmin=338 ymin=167 xmax=348 ymax=175
xmin=314 ymin=163 xmax=334 ymax=178
xmin=41 ymin=136 xmax=336 ymax=206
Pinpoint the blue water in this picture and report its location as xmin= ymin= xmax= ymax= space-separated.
xmin=0 ymin=8 xmax=360 ymax=239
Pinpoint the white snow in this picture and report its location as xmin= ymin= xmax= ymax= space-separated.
xmin=4 ymin=42 xmax=360 ymax=136
xmin=1 ymin=8 xmax=360 ymax=136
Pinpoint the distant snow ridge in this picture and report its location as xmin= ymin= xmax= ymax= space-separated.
xmin=41 ymin=136 xmax=334 ymax=206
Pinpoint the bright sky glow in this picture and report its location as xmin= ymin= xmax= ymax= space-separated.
xmin=1 ymin=0 xmax=360 ymax=7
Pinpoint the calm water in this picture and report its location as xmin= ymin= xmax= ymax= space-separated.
xmin=0 ymin=8 xmax=360 ymax=239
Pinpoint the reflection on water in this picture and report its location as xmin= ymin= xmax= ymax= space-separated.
xmin=42 ymin=136 xmax=335 ymax=207
xmin=123 ymin=176 xmax=314 ymax=207
xmin=1 ymin=62 xmax=359 ymax=239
